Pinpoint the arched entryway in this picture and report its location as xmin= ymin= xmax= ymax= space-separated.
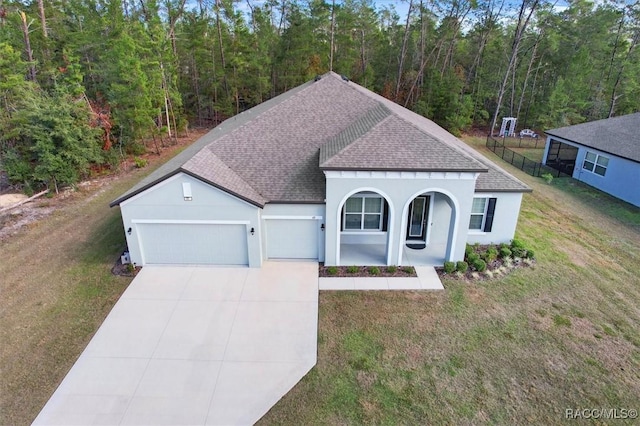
xmin=398 ymin=189 xmax=458 ymax=266
xmin=336 ymin=189 xmax=394 ymax=266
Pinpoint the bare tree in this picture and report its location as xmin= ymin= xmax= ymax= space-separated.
xmin=489 ymin=0 xmax=541 ymax=135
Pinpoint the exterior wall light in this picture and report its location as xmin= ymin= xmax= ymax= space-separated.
xmin=127 ymin=227 xmax=132 ymax=235
xmin=250 ymin=227 xmax=255 ymax=235
xmin=321 ymin=224 xmax=325 ymax=231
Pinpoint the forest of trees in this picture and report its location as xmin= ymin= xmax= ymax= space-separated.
xmin=0 ymin=0 xmax=639 ymax=191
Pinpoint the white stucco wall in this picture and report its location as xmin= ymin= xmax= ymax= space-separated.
xmin=544 ymin=136 xmax=640 ymax=207
xmin=323 ymin=171 xmax=479 ymax=265
xmin=466 ymin=192 xmax=524 ymax=245
xmin=119 ymin=173 xmax=262 ymax=267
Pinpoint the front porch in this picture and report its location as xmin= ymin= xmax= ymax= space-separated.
xmin=340 ymin=242 xmax=447 ymax=267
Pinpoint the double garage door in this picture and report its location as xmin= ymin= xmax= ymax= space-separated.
xmin=137 ymin=222 xmax=249 ymax=265
xmin=135 ymin=218 xmax=320 ymax=265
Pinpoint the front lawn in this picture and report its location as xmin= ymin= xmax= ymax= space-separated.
xmin=259 ymin=137 xmax=640 ymax=424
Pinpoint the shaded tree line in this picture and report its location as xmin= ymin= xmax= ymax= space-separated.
xmin=1 ymin=0 xmax=639 ymax=191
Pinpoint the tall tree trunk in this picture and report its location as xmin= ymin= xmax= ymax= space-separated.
xmin=19 ymin=11 xmax=36 ymax=81
xmin=489 ymin=0 xmax=540 ymax=135
xmin=395 ymin=0 xmax=413 ymax=101
xmin=215 ymin=0 xmax=230 ymax=100
xmin=516 ymin=40 xmax=538 ymax=122
xmin=608 ymin=30 xmax=638 ymax=117
xmin=37 ymin=0 xmax=47 ymax=37
xmin=329 ymin=0 xmax=335 ymax=71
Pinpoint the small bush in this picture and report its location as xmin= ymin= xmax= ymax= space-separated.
xmin=126 ymin=263 xmax=135 ymax=273
xmin=511 ymin=239 xmax=525 ymax=249
xmin=443 ymin=261 xmax=456 ymax=274
xmin=483 ymin=246 xmax=498 ymax=263
xmin=368 ymin=266 xmax=381 ymax=275
xmin=134 ymin=157 xmax=148 ymax=168
xmin=456 ymin=261 xmax=468 ymax=273
xmin=402 ymin=266 xmax=413 ymax=274
xmin=525 ymin=249 xmax=535 ymax=259
xmin=326 ymin=266 xmax=338 ymax=275
xmin=499 ymin=246 xmax=512 ymax=259
xmin=386 ymin=265 xmax=397 ymax=274
xmin=467 ymin=252 xmax=479 ymax=264
xmin=465 ymin=244 xmax=474 ymax=257
xmin=512 ymin=247 xmax=526 ymax=258
xmin=472 ymin=258 xmax=487 ymax=272
xmin=541 ymin=173 xmax=554 ymax=184
xmin=346 ymin=265 xmax=359 ymax=274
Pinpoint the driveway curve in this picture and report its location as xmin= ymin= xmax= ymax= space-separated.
xmin=34 ymin=261 xmax=318 ymax=425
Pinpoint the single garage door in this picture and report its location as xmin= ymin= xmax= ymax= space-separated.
xmin=265 ymin=219 xmax=319 ymax=260
xmin=137 ymin=222 xmax=248 ymax=265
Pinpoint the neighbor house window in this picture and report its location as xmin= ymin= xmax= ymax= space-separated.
xmin=582 ymin=152 xmax=608 ymax=176
xmin=343 ymin=196 xmax=383 ymax=230
xmin=469 ymin=197 xmax=497 ymax=232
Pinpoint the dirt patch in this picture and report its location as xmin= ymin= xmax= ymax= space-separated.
xmin=0 ymin=193 xmax=28 ymax=207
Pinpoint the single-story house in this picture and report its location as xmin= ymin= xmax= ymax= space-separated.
xmin=542 ymin=113 xmax=640 ymax=207
xmin=110 ymin=72 xmax=531 ymax=267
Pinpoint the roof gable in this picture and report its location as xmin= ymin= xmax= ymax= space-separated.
xmin=545 ymin=112 xmax=640 ymax=162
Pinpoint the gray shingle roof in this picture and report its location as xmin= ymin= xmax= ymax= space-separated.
xmin=111 ymin=72 xmax=530 ymax=207
xmin=545 ymin=112 xmax=640 ymax=163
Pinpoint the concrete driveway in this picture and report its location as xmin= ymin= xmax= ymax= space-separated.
xmin=34 ymin=261 xmax=318 ymax=425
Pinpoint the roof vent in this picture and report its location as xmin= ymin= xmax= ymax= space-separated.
xmin=314 ymin=75 xmax=322 ymax=82
xmin=341 ymin=74 xmax=350 ymax=82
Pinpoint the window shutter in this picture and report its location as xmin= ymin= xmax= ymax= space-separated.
xmin=484 ymin=198 xmax=497 ymax=232
xmin=382 ymin=200 xmax=389 ymax=231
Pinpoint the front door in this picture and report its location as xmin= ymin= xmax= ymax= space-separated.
xmin=406 ymin=196 xmax=429 ymax=243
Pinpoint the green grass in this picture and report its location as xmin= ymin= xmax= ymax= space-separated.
xmin=258 ymin=136 xmax=640 ymax=425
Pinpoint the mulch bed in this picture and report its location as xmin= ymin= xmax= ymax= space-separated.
xmin=319 ymin=265 xmax=417 ymax=278
xmin=111 ymin=256 xmax=142 ymax=277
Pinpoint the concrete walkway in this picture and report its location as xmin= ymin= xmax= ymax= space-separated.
xmin=319 ymin=266 xmax=444 ymax=290
xmin=33 ymin=262 xmax=318 ymax=425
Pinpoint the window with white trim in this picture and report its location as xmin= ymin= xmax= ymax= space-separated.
xmin=469 ymin=197 xmax=497 ymax=232
xmin=582 ymin=152 xmax=608 ymax=176
xmin=343 ymin=195 xmax=383 ymax=230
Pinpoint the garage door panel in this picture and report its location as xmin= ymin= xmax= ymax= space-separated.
xmin=266 ymin=220 xmax=318 ymax=260
xmin=138 ymin=223 xmax=248 ymax=265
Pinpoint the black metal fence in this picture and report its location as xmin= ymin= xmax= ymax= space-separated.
xmin=486 ymin=136 xmax=571 ymax=178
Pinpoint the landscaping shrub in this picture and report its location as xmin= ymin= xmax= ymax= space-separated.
xmin=483 ymin=246 xmax=498 ymax=263
xmin=512 ymin=247 xmax=527 ymax=258
xmin=499 ymin=246 xmax=512 ymax=259
xmin=511 ymin=239 xmax=525 ymax=249
xmin=402 ymin=266 xmax=413 ymax=274
xmin=541 ymin=173 xmax=554 ymax=184
xmin=368 ymin=266 xmax=381 ymax=275
xmin=456 ymin=261 xmax=468 ymax=273
xmin=386 ymin=265 xmax=397 ymax=274
xmin=326 ymin=266 xmax=338 ymax=275
xmin=346 ymin=265 xmax=359 ymax=274
xmin=443 ymin=261 xmax=456 ymax=274
xmin=472 ymin=258 xmax=487 ymax=272
xmin=525 ymin=249 xmax=535 ymax=259
xmin=466 ymin=252 xmax=479 ymax=264
xmin=465 ymin=244 xmax=474 ymax=257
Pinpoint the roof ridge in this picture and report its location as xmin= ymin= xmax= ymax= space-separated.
xmin=319 ymin=103 xmax=391 ymax=166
